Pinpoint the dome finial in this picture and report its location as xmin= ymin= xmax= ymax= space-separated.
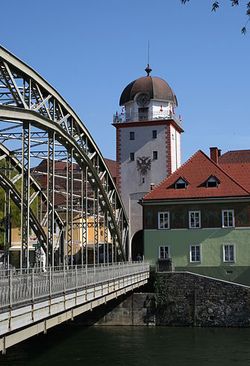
xmin=145 ymin=64 xmax=152 ymax=76
xmin=145 ymin=41 xmax=152 ymax=76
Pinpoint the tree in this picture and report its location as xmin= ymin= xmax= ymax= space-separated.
xmin=180 ymin=0 xmax=250 ymax=34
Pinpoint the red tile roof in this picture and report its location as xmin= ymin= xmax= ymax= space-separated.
xmin=104 ymin=158 xmax=117 ymax=181
xmin=219 ymin=151 xmax=250 ymax=192
xmin=143 ymin=150 xmax=250 ymax=201
xmin=33 ymin=158 xmax=117 ymax=182
xmin=219 ymin=150 xmax=250 ymax=164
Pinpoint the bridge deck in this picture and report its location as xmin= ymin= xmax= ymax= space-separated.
xmin=0 ymin=262 xmax=150 ymax=354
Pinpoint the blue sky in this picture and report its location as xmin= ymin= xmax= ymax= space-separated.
xmin=1 ymin=0 xmax=249 ymax=162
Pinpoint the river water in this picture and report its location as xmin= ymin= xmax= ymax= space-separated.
xmin=1 ymin=324 xmax=250 ymax=366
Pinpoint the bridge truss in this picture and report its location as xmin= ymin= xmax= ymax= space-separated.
xmin=0 ymin=46 xmax=128 ymax=269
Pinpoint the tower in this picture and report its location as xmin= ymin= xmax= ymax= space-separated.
xmin=113 ymin=65 xmax=183 ymax=259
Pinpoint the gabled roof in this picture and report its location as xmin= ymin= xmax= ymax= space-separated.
xmin=143 ymin=150 xmax=250 ymax=202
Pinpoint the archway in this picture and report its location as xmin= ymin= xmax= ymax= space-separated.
xmin=131 ymin=230 xmax=144 ymax=261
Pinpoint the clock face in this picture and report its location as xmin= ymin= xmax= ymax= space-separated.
xmin=136 ymin=93 xmax=150 ymax=107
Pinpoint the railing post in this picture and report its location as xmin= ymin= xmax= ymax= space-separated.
xmin=63 ymin=265 xmax=66 ymax=293
xmin=49 ymin=267 xmax=52 ymax=297
xmin=31 ymin=268 xmax=34 ymax=302
xmin=75 ymin=265 xmax=78 ymax=289
xmin=9 ymin=269 xmax=12 ymax=309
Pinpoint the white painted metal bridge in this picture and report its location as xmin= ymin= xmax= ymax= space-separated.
xmin=0 ymin=46 xmax=151 ymax=354
xmin=0 ymin=45 xmax=129 ymax=269
xmin=0 ymin=262 xmax=150 ymax=354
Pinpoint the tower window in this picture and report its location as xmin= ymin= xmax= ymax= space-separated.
xmin=130 ymin=152 xmax=135 ymax=161
xmin=152 ymin=130 xmax=157 ymax=139
xmin=138 ymin=107 xmax=149 ymax=121
xmin=153 ymin=151 xmax=158 ymax=160
xmin=129 ymin=131 xmax=135 ymax=140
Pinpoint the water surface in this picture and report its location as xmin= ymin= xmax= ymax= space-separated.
xmin=1 ymin=325 xmax=250 ymax=366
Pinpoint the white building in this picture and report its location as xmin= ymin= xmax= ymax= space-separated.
xmin=113 ymin=65 xmax=183 ymax=259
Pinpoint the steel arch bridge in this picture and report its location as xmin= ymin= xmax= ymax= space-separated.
xmin=0 ymin=46 xmax=128 ymax=269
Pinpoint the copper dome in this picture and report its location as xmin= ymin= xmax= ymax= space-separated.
xmin=119 ymin=76 xmax=178 ymax=106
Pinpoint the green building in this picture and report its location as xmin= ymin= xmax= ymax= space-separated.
xmin=141 ymin=148 xmax=250 ymax=285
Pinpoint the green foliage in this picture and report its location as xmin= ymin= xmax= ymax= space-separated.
xmin=180 ymin=0 xmax=250 ymax=33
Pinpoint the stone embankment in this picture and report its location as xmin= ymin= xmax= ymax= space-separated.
xmin=95 ymin=272 xmax=250 ymax=327
xmin=155 ymin=272 xmax=250 ymax=327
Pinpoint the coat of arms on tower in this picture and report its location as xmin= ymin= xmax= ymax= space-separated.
xmin=136 ymin=156 xmax=151 ymax=175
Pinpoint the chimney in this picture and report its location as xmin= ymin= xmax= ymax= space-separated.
xmin=210 ymin=147 xmax=220 ymax=164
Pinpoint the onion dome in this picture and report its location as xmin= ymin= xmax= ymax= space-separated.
xmin=119 ymin=65 xmax=178 ymax=106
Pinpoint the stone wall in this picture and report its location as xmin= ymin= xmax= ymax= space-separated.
xmin=96 ymin=292 xmax=156 ymax=326
xmin=155 ymin=272 xmax=250 ymax=327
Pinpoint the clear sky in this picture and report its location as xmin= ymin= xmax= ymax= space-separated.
xmin=1 ymin=0 xmax=249 ymax=163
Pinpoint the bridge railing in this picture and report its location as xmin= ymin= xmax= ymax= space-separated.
xmin=0 ymin=262 xmax=149 ymax=310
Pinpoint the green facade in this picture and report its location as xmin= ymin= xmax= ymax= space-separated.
xmin=144 ymin=227 xmax=250 ymax=285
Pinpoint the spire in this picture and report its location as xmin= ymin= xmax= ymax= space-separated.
xmin=145 ymin=64 xmax=152 ymax=76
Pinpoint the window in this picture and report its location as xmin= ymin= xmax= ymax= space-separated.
xmin=190 ymin=245 xmax=201 ymax=263
xmin=206 ymin=176 xmax=219 ymax=188
xmin=138 ymin=107 xmax=149 ymax=121
xmin=130 ymin=152 xmax=135 ymax=161
xmin=159 ymin=245 xmax=170 ymax=259
xmin=158 ymin=211 xmax=170 ymax=229
xmin=153 ymin=151 xmax=158 ymax=160
xmin=222 ymin=210 xmax=235 ymax=228
xmin=175 ymin=178 xmax=188 ymax=189
xmin=152 ymin=130 xmax=157 ymax=139
xmin=223 ymin=244 xmax=235 ymax=262
xmin=129 ymin=131 xmax=135 ymax=140
xmin=189 ymin=211 xmax=201 ymax=229
xmin=158 ymin=212 xmax=170 ymax=229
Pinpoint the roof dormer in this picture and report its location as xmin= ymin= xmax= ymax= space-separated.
xmin=174 ymin=177 xmax=188 ymax=189
xmin=205 ymin=175 xmax=220 ymax=188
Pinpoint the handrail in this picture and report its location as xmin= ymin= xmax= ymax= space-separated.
xmin=0 ymin=262 xmax=150 ymax=310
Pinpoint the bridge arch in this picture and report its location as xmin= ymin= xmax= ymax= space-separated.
xmin=0 ymin=46 xmax=128 ymax=268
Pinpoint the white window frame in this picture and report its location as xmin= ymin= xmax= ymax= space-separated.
xmin=158 ymin=211 xmax=170 ymax=229
xmin=190 ymin=244 xmax=201 ymax=263
xmin=159 ymin=245 xmax=170 ymax=259
xmin=223 ymin=244 xmax=235 ymax=263
xmin=222 ymin=209 xmax=235 ymax=228
xmin=189 ymin=211 xmax=201 ymax=229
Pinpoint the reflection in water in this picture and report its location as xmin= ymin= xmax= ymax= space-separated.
xmin=1 ymin=325 xmax=250 ymax=366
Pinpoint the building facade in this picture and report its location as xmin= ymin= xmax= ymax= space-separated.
xmin=142 ymin=148 xmax=250 ymax=285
